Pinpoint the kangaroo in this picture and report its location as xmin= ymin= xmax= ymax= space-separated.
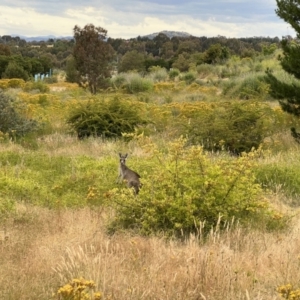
xmin=117 ymin=153 xmax=141 ymax=195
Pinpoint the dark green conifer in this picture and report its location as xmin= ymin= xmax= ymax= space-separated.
xmin=266 ymin=0 xmax=300 ymax=139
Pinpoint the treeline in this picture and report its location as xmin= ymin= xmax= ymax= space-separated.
xmin=0 ymin=32 xmax=282 ymax=80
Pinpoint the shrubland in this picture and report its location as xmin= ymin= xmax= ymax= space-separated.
xmin=1 ymin=52 xmax=300 ymax=299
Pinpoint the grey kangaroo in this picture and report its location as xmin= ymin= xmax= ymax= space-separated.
xmin=117 ymin=153 xmax=141 ymax=195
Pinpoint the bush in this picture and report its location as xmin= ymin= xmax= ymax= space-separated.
xmin=7 ymin=78 xmax=26 ymax=88
xmin=44 ymin=76 xmax=58 ymax=84
xmin=169 ymin=101 xmax=275 ymax=155
xmin=277 ymin=283 xmax=300 ymax=300
xmin=67 ymin=97 xmax=149 ymax=139
xmin=0 ymin=91 xmax=38 ymax=137
xmin=108 ymin=138 xmax=279 ymax=237
xmin=123 ymin=73 xmax=153 ymax=93
xmin=0 ymin=79 xmax=9 ymax=89
xmin=110 ymin=73 xmax=127 ymax=89
xmin=196 ymin=64 xmax=215 ymax=78
xmin=222 ymin=74 xmax=271 ymax=100
xmin=23 ymin=81 xmax=50 ymax=93
xmin=169 ymin=68 xmax=180 ymax=80
xmin=180 ymin=72 xmax=196 ymax=84
xmin=56 ymin=278 xmax=102 ymax=300
xmin=2 ymin=61 xmax=29 ymax=81
xmin=255 ymin=160 xmax=300 ymax=205
xmin=148 ymin=67 xmax=168 ymax=82
xmin=0 ymin=78 xmax=26 ymax=90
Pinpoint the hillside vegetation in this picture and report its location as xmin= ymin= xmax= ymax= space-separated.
xmin=1 ymin=51 xmax=300 ymax=299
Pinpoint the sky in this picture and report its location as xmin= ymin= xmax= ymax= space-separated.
xmin=0 ymin=0 xmax=296 ymax=39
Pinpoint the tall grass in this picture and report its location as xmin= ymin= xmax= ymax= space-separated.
xmin=112 ymin=72 xmax=154 ymax=93
xmin=0 ymin=203 xmax=299 ymax=300
xmin=255 ymin=148 xmax=300 ymax=206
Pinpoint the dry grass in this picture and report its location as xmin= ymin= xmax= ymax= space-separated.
xmin=1 ymin=133 xmax=300 ymax=299
xmin=1 ymin=202 xmax=299 ymax=300
xmin=35 ymin=133 xmax=146 ymax=159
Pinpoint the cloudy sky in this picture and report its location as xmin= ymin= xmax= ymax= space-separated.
xmin=0 ymin=0 xmax=296 ymax=39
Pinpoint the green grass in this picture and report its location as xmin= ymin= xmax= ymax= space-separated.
xmin=254 ymin=151 xmax=300 ymax=206
xmin=0 ymin=151 xmax=117 ymax=208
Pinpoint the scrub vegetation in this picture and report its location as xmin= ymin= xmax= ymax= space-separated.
xmin=1 ymin=18 xmax=300 ymax=299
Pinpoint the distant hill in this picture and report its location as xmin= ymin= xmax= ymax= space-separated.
xmin=9 ymin=30 xmax=192 ymax=42
xmin=11 ymin=34 xmax=73 ymax=42
xmin=141 ymin=30 xmax=193 ymax=39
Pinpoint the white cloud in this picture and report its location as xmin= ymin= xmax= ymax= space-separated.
xmin=0 ymin=1 xmax=296 ymax=39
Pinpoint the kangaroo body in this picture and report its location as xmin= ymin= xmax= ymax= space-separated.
xmin=117 ymin=153 xmax=141 ymax=195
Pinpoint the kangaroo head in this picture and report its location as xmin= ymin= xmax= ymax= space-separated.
xmin=119 ymin=153 xmax=128 ymax=165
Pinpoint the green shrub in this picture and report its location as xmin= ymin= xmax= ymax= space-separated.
xmin=180 ymin=72 xmax=196 ymax=84
xmin=173 ymin=101 xmax=275 ymax=154
xmin=148 ymin=67 xmax=168 ymax=82
xmin=255 ymin=161 xmax=300 ymax=205
xmin=23 ymin=81 xmax=50 ymax=93
xmin=67 ymin=97 xmax=149 ymax=139
xmin=219 ymin=65 xmax=241 ymax=78
xmin=110 ymin=73 xmax=127 ymax=89
xmin=222 ymin=74 xmax=271 ymax=100
xmin=2 ymin=61 xmax=29 ymax=81
xmin=169 ymin=68 xmax=180 ymax=80
xmin=0 ymin=91 xmax=38 ymax=138
xmin=196 ymin=64 xmax=215 ymax=78
xmin=44 ymin=76 xmax=58 ymax=84
xmin=123 ymin=73 xmax=153 ymax=93
xmin=238 ymin=75 xmax=270 ymax=100
xmin=108 ymin=137 xmax=279 ymax=237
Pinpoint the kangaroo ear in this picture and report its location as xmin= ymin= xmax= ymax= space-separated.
xmin=125 ymin=153 xmax=128 ymax=158
xmin=119 ymin=153 xmax=122 ymax=157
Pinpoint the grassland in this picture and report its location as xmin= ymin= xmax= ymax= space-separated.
xmin=1 ymin=54 xmax=300 ymax=299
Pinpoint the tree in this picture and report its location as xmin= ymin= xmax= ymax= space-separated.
xmin=118 ymin=50 xmax=145 ymax=73
xmin=202 ymin=43 xmax=230 ymax=64
xmin=0 ymin=44 xmax=11 ymax=56
xmin=65 ymin=56 xmax=80 ymax=83
xmin=73 ymin=24 xmax=114 ymax=94
xmin=266 ymin=0 xmax=300 ymax=140
xmin=153 ymin=33 xmax=170 ymax=54
xmin=2 ymin=61 xmax=29 ymax=81
xmin=172 ymin=53 xmax=191 ymax=72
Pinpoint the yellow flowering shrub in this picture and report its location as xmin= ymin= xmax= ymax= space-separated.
xmin=277 ymin=284 xmax=300 ymax=299
xmin=0 ymin=80 xmax=9 ymax=89
xmin=56 ymin=278 xmax=102 ymax=300
xmin=154 ymin=82 xmax=176 ymax=92
xmin=8 ymin=78 xmax=26 ymax=88
xmin=0 ymin=78 xmax=25 ymax=89
xmin=109 ymin=137 xmax=282 ymax=237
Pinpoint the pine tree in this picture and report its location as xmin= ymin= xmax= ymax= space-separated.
xmin=266 ymin=0 xmax=300 ymax=140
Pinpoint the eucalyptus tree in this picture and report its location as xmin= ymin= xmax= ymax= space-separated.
xmin=73 ymin=24 xmax=114 ymax=94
